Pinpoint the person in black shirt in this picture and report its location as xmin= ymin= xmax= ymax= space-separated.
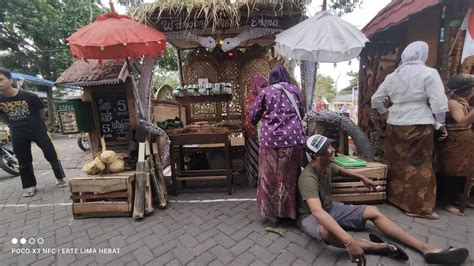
xmin=0 ymin=68 xmax=67 ymax=197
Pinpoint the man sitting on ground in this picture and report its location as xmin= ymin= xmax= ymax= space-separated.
xmin=297 ymin=134 xmax=469 ymax=265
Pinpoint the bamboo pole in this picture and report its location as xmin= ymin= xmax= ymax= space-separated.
xmin=150 ymin=142 xmax=168 ymax=208
xmin=133 ymin=142 xmax=146 ymax=219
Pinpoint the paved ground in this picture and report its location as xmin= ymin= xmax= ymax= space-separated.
xmin=0 ymin=135 xmax=473 ymax=265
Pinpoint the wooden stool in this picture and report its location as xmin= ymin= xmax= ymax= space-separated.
xmin=168 ymin=128 xmax=232 ymax=196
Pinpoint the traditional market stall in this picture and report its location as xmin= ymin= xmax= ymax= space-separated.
xmin=136 ymin=0 xmax=307 ymax=192
xmin=56 ymin=6 xmax=169 ymax=219
xmin=56 ymin=59 xmax=136 ymax=157
xmin=359 ymin=0 xmax=471 ymax=159
xmin=359 ymin=0 xmax=473 ymax=208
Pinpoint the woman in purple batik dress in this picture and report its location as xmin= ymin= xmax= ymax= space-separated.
xmin=250 ymin=65 xmax=305 ymax=224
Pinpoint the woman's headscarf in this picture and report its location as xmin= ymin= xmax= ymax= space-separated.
xmin=395 ymin=41 xmax=429 ymax=89
xmin=250 ymin=75 xmax=268 ymax=95
xmin=269 ymin=65 xmax=291 ymax=85
xmin=447 ymin=74 xmax=474 ymax=93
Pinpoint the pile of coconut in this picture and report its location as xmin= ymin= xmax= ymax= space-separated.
xmin=82 ymin=150 xmax=125 ymax=175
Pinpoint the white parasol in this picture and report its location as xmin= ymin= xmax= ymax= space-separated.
xmin=275 ymin=11 xmax=368 ymax=63
xmin=275 ymin=11 xmax=368 ymax=110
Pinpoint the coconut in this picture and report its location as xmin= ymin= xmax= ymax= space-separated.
xmin=93 ymin=157 xmax=106 ymax=172
xmin=100 ymin=150 xmax=117 ymax=164
xmin=108 ymin=158 xmax=125 ymax=173
xmin=82 ymin=161 xmax=97 ymax=175
xmin=82 ymin=157 xmax=106 ymax=175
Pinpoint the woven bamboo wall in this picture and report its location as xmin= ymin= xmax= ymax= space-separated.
xmin=406 ymin=5 xmax=441 ymax=68
xmin=182 ymin=46 xmax=273 ymax=125
xmin=358 ymin=42 xmax=402 ymax=161
xmin=184 ymin=54 xmax=219 ymax=120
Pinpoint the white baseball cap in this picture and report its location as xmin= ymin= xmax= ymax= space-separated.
xmin=305 ymin=134 xmax=334 ymax=159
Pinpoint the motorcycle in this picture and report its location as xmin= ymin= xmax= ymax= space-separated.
xmin=77 ymin=132 xmax=90 ymax=151
xmin=0 ymin=142 xmax=20 ymax=176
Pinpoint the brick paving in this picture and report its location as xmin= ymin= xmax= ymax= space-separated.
xmin=0 ymin=135 xmax=473 ymax=265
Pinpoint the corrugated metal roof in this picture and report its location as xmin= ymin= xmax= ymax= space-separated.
xmin=331 ymin=94 xmax=353 ymax=103
xmin=55 ymin=59 xmax=128 ymax=87
xmin=362 ymin=0 xmax=441 ymax=39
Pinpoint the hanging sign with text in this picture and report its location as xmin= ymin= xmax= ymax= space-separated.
xmin=95 ymin=96 xmax=130 ymax=141
xmin=152 ymin=15 xmax=300 ymax=32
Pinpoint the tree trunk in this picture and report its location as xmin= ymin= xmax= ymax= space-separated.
xmin=46 ymin=86 xmax=55 ymax=125
xmin=38 ymin=85 xmax=55 ymax=126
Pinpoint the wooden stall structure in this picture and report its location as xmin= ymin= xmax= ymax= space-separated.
xmin=56 ymin=59 xmax=137 ymax=159
xmin=139 ymin=1 xmax=306 ymax=192
xmin=358 ymin=0 xmax=472 ymax=160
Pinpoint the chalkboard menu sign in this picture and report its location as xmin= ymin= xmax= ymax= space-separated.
xmin=96 ymin=96 xmax=130 ymax=141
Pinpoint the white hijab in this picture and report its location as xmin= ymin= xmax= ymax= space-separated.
xmin=394 ymin=41 xmax=429 ymax=91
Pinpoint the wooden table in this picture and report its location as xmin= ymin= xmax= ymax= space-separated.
xmin=168 ymin=128 xmax=233 ymax=196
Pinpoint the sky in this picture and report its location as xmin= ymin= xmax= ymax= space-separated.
xmin=103 ymin=0 xmax=391 ymax=90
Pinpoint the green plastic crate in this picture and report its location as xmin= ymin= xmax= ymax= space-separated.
xmin=333 ymin=155 xmax=367 ymax=167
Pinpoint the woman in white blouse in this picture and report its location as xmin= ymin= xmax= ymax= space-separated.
xmin=371 ymin=41 xmax=448 ymax=220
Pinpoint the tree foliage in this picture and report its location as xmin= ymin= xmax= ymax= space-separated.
xmin=158 ymin=44 xmax=178 ymax=72
xmin=315 ymin=74 xmax=336 ymax=100
xmin=346 ymin=70 xmax=358 ymax=87
xmin=329 ymin=0 xmax=364 ymax=16
xmin=154 ymin=70 xmax=179 ymax=90
xmin=0 ymin=0 xmax=104 ymax=81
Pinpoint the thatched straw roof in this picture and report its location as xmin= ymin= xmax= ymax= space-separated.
xmin=55 ymin=60 xmax=128 ymax=87
xmin=133 ymin=0 xmax=307 ymax=32
xmin=131 ymin=0 xmax=307 ymax=49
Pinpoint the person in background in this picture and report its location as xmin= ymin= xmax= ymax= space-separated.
xmin=298 ymin=134 xmax=469 ymax=265
xmin=0 ymin=68 xmax=67 ymax=197
xmin=243 ymin=75 xmax=269 ymax=187
xmin=436 ymin=74 xmax=474 ymax=215
xmin=243 ymin=75 xmax=268 ymax=140
xmin=371 ymin=41 xmax=448 ymax=220
xmin=250 ymin=65 xmax=305 ymax=224
xmin=315 ymin=96 xmax=325 ymax=112
xmin=341 ymin=103 xmax=351 ymax=117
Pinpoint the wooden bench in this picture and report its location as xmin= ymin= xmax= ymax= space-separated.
xmin=69 ymin=171 xmax=135 ymax=218
xmin=331 ymin=162 xmax=387 ymax=204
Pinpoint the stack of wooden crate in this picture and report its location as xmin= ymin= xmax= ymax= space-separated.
xmin=331 ymin=162 xmax=387 ymax=204
xmin=69 ymin=171 xmax=153 ymax=218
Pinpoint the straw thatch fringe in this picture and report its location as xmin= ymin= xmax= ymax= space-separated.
xmin=131 ymin=0 xmax=308 ymax=31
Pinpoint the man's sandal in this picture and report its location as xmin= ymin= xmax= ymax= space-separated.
xmin=424 ymin=247 xmax=469 ymax=264
xmin=56 ymin=179 xmax=68 ymax=188
xmin=22 ymin=187 xmax=37 ymax=197
xmin=369 ymin=233 xmax=409 ymax=261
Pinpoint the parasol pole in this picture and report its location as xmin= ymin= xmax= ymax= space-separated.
xmin=109 ymin=0 xmax=116 ymax=13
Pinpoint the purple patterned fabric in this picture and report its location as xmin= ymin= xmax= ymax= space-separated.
xmin=250 ymin=81 xmax=305 ymax=148
xmin=257 ymin=146 xmax=302 ymax=219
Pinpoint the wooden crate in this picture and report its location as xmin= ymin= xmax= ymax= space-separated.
xmin=331 ymin=162 xmax=387 ymax=204
xmin=69 ymin=171 xmax=135 ymax=218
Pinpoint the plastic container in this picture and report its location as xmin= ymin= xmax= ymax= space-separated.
xmin=333 ymin=155 xmax=367 ymax=167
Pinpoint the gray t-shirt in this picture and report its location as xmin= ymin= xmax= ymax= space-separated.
xmin=297 ymin=163 xmax=339 ymax=225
